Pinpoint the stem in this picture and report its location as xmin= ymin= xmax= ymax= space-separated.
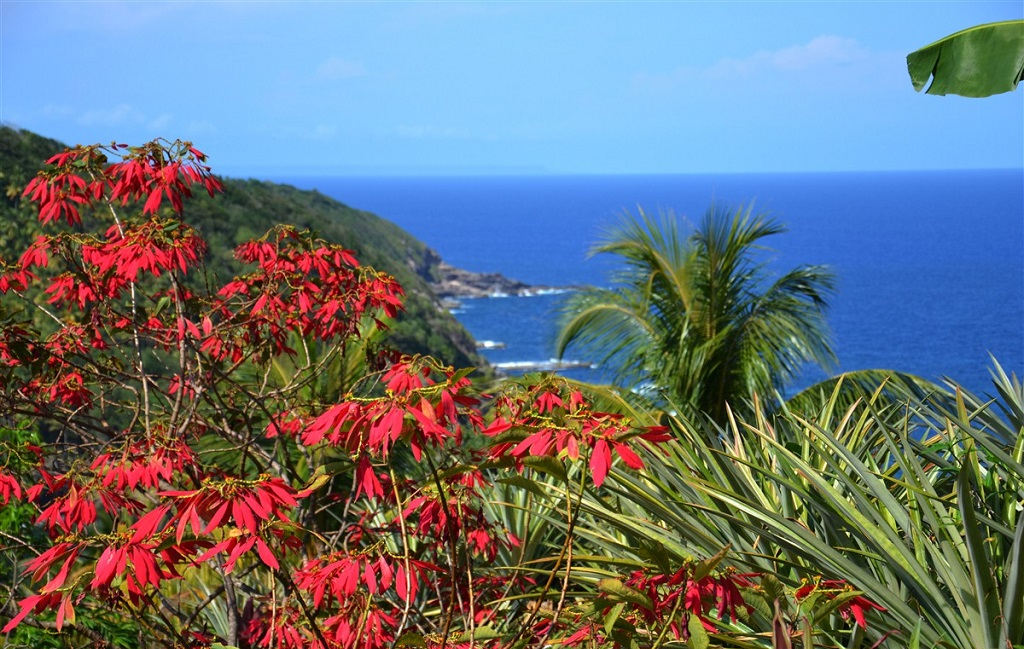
xmin=390 ymin=463 xmax=416 ymax=639
xmin=422 ymin=448 xmax=460 ymax=649
xmin=221 ymin=569 xmax=240 ymax=647
xmin=651 ymin=592 xmax=685 ymax=648
xmin=167 ymin=271 xmax=188 ymax=434
xmin=536 ymin=462 xmax=586 ymax=649
xmin=274 ymin=566 xmax=331 ymax=649
xmin=457 ymin=496 xmax=477 ymax=649
xmin=12 ymin=290 xmax=66 ymax=329
xmin=509 ymin=460 xmax=581 ymax=647
xmin=104 ymin=198 xmax=151 ymax=434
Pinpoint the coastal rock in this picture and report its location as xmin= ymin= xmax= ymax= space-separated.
xmin=432 ymin=261 xmax=532 ymax=299
xmin=413 ymin=247 xmax=567 ymax=300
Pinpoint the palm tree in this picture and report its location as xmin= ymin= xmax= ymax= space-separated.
xmin=556 ymin=203 xmax=836 ymax=423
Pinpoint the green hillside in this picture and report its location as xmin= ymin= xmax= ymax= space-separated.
xmin=0 ymin=126 xmax=483 ymax=369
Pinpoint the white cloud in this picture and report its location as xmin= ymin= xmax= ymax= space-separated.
xmin=708 ymin=36 xmax=869 ymax=78
xmin=312 ymin=124 xmax=338 ymax=139
xmin=75 ymin=106 xmax=189 ymax=133
xmin=315 ymin=57 xmax=366 ymax=81
xmin=386 ymin=2 xmax=520 ymax=30
xmin=42 ymin=104 xmax=75 ymax=118
xmin=395 ymin=124 xmax=472 ymax=140
xmin=634 ymin=35 xmax=891 ymax=89
xmin=184 ymin=120 xmax=217 ymax=136
xmin=44 ymin=2 xmax=195 ymax=33
xmin=77 ymin=103 xmax=145 ymax=127
xmin=148 ymin=114 xmax=174 ymax=131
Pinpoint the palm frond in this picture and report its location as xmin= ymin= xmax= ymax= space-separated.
xmin=557 ymin=201 xmax=836 ymax=424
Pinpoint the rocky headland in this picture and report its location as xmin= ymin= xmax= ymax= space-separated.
xmin=409 ymin=247 xmax=571 ymax=304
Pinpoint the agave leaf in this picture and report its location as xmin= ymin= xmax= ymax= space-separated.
xmin=1001 ymin=508 xmax=1024 ymax=646
xmin=956 ymin=465 xmax=1001 ymax=647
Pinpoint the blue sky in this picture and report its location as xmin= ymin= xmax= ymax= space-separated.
xmin=2 ymin=1 xmax=1022 ymax=176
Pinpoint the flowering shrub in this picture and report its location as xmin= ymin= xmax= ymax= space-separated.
xmin=0 ymin=139 xmax=885 ymax=648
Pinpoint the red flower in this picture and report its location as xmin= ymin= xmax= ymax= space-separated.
xmin=486 ymin=381 xmax=671 ymax=487
xmin=794 ymin=577 xmax=885 ymax=629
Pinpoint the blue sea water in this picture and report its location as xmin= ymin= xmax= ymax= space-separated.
xmin=274 ymin=171 xmax=1024 ymax=398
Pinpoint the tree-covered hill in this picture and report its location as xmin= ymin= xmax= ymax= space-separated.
xmin=0 ymin=126 xmax=484 ymax=369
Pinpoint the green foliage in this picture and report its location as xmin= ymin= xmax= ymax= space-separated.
xmin=0 ymin=128 xmax=54 ymax=257
xmin=557 ymin=203 xmax=836 ymax=424
xmin=0 ymin=424 xmax=53 ymax=648
xmin=907 ymin=20 xmax=1024 ymax=97
xmin=555 ymin=361 xmax=1024 ymax=648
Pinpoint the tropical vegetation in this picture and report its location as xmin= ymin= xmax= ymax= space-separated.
xmin=555 ymin=204 xmax=836 ymax=424
xmin=0 ymin=130 xmax=1019 ymax=649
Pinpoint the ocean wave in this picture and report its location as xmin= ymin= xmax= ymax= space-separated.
xmin=456 ymin=287 xmax=576 ymax=300
xmin=493 ymin=359 xmax=597 ymax=373
xmin=519 ymin=287 xmax=574 ymax=296
xmin=476 ymin=340 xmax=507 ymax=349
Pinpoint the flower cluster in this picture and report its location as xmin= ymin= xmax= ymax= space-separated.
xmin=485 ymin=378 xmax=670 ymax=487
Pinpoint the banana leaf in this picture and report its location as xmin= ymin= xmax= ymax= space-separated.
xmin=907 ymin=20 xmax=1024 ymax=97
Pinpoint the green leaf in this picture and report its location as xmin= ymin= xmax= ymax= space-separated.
xmin=152 ymin=295 xmax=171 ymax=317
xmin=496 ymin=474 xmax=550 ymax=500
xmin=1001 ymin=502 xmax=1024 ymax=646
xmin=691 ymin=544 xmax=730 ymax=582
xmin=758 ymin=573 xmax=787 ymax=605
xmin=742 ymin=586 xmax=773 ymax=621
xmin=907 ymin=20 xmax=1024 ymax=97
xmin=957 ymin=465 xmax=1001 ymax=648
xmin=807 ymin=589 xmax=867 ymax=628
xmin=687 ymin=614 xmax=710 ymax=649
xmin=637 ymin=539 xmax=676 ymax=576
xmin=610 ymin=626 xmax=641 ymax=649
xmin=470 ymin=626 xmax=502 ymax=641
xmin=449 ymin=626 xmax=502 ymax=642
xmin=908 ymin=618 xmax=923 ymax=649
xmin=299 ymin=465 xmax=330 ymax=495
xmin=521 ymin=455 xmax=568 ymax=481
xmin=394 ymin=633 xmax=427 ymax=648
xmin=596 ymin=578 xmax=654 ymax=610
xmin=604 ymin=601 xmax=626 ymax=635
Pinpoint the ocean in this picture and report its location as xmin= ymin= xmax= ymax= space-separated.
xmin=274 ymin=171 xmax=1024 ymax=398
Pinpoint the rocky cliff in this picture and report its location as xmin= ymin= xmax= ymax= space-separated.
xmin=411 ymin=247 xmax=564 ymax=302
